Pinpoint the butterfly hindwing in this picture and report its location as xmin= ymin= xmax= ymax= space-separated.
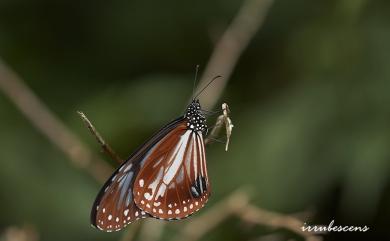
xmin=133 ymin=126 xmax=210 ymax=220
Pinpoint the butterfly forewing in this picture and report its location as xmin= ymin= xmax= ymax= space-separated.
xmin=91 ymin=161 xmax=148 ymax=231
xmin=91 ymin=117 xmax=187 ymax=232
xmin=133 ymin=124 xmax=210 ymax=220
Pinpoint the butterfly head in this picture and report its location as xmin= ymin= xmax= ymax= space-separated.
xmin=185 ymin=99 xmax=207 ymax=132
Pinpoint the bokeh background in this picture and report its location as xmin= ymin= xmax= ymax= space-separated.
xmin=0 ymin=0 xmax=389 ymax=241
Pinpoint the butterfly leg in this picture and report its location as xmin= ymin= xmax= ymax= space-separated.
xmin=200 ymin=109 xmax=223 ymax=116
xmin=204 ymin=136 xmax=227 ymax=144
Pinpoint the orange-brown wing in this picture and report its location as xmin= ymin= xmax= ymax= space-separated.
xmin=133 ymin=124 xmax=210 ymax=220
xmin=91 ymin=117 xmax=187 ymax=231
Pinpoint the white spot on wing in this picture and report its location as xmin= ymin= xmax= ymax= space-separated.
xmin=154 ymin=202 xmax=161 ymax=207
xmin=144 ymin=192 xmax=152 ymax=200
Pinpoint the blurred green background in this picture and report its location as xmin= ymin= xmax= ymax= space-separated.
xmin=0 ymin=0 xmax=389 ymax=240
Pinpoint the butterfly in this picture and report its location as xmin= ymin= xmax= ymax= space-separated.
xmin=90 ymin=98 xmax=212 ymax=232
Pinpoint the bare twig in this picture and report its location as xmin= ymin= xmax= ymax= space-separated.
xmin=0 ymin=225 xmax=39 ymax=241
xmin=0 ymin=58 xmax=113 ymax=183
xmin=236 ymin=204 xmax=323 ymax=241
xmin=205 ymin=103 xmax=234 ymax=151
xmin=221 ymin=103 xmax=234 ymax=150
xmin=77 ymin=111 xmax=123 ymax=164
xmin=196 ymin=0 xmax=274 ymax=110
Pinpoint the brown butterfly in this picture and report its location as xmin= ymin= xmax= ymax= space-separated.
xmin=91 ymin=97 xmax=212 ymax=232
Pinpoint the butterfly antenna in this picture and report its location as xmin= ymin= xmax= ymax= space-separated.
xmin=193 ymin=75 xmax=222 ymax=99
xmin=192 ymin=65 xmax=200 ymax=100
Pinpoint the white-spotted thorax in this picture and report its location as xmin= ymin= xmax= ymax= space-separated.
xmin=184 ymin=99 xmax=207 ymax=133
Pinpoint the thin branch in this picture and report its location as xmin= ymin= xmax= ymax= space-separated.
xmin=236 ymin=204 xmax=323 ymax=241
xmin=196 ymin=0 xmax=274 ymax=110
xmin=205 ymin=103 xmax=234 ymax=151
xmin=222 ymin=103 xmax=234 ymax=151
xmin=0 ymin=58 xmax=113 ymax=183
xmin=1 ymin=225 xmax=39 ymax=241
xmin=77 ymin=111 xmax=123 ymax=164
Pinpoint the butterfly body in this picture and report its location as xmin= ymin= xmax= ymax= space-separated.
xmin=91 ymin=99 xmax=210 ymax=232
